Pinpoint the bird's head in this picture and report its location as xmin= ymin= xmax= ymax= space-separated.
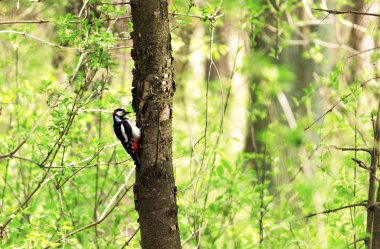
xmin=113 ymin=108 xmax=130 ymax=119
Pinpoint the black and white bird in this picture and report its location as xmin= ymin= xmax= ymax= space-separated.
xmin=113 ymin=108 xmax=141 ymax=168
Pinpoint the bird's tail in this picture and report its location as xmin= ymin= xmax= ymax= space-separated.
xmin=131 ymin=153 xmax=141 ymax=168
xmin=121 ymin=142 xmax=141 ymax=168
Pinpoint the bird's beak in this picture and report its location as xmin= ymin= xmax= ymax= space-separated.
xmin=112 ymin=110 xmax=116 ymax=115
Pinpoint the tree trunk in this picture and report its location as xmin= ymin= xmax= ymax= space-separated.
xmin=130 ymin=1 xmax=181 ymax=248
xmin=367 ymin=101 xmax=380 ymax=249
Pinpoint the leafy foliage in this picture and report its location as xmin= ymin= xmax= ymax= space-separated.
xmin=0 ymin=0 xmax=379 ymax=248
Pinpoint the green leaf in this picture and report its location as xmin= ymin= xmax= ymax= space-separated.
xmin=216 ymin=165 xmax=224 ymax=178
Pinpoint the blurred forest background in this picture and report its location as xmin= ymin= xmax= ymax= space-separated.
xmin=0 ymin=0 xmax=380 ymax=248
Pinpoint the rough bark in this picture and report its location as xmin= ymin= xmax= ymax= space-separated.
xmin=367 ymin=101 xmax=380 ymax=249
xmin=130 ymin=0 xmax=181 ymax=248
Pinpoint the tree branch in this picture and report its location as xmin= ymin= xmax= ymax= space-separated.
xmin=121 ymin=227 xmax=140 ymax=249
xmin=0 ymin=30 xmax=77 ymax=50
xmin=47 ymin=185 xmax=133 ymax=248
xmin=0 ymin=108 xmax=51 ymax=161
xmin=329 ymin=145 xmax=372 ymax=154
xmin=304 ymin=76 xmax=379 ymax=131
xmin=352 ymin=158 xmax=370 ymax=170
xmin=304 ymin=202 xmax=367 ymax=219
xmin=0 ymin=16 xmax=132 ymax=26
xmin=348 ymin=46 xmax=380 ymax=59
xmin=313 ymin=8 xmax=380 ymax=18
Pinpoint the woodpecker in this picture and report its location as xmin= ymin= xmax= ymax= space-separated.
xmin=113 ymin=108 xmax=141 ymax=168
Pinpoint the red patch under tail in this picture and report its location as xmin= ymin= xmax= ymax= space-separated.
xmin=133 ymin=141 xmax=138 ymax=153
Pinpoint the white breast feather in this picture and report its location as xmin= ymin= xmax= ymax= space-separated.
xmin=130 ymin=122 xmax=141 ymax=139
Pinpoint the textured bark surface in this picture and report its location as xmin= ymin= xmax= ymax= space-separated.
xmin=130 ymin=0 xmax=181 ymax=248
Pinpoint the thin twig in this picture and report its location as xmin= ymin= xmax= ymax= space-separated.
xmin=107 ymin=45 xmax=132 ymax=50
xmin=1 ymin=172 xmax=49 ymax=232
xmin=352 ymin=158 xmax=369 ymax=170
xmin=304 ymin=202 xmax=367 ymax=219
xmin=6 ymin=156 xmax=42 ymax=167
xmin=304 ymin=76 xmax=379 ymax=131
xmin=0 ymin=15 xmax=135 ymax=25
xmin=347 ymin=238 xmax=367 ymax=247
xmin=48 ymin=185 xmax=132 ymax=248
xmin=169 ymin=11 xmax=224 ymax=21
xmin=120 ymin=227 xmax=140 ymax=249
xmin=0 ymin=108 xmax=51 ymax=160
xmin=56 ymin=148 xmax=105 ymax=189
xmin=99 ymin=168 xmax=135 ymax=220
xmin=0 ymin=30 xmax=77 ymax=50
xmin=348 ymin=46 xmax=380 ymax=59
xmin=351 ymin=158 xmax=380 ymax=182
xmin=313 ymin=8 xmax=380 ymax=18
xmin=100 ymin=1 xmax=130 ymax=5
xmin=193 ymin=19 xmax=215 ymax=247
xmin=41 ymin=159 xmax=130 ymax=169
xmin=328 ymin=145 xmax=372 ymax=154
xmin=0 ymin=20 xmax=51 ymax=25
xmin=79 ymin=108 xmax=112 ymax=113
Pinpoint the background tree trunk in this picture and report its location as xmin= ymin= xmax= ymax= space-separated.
xmin=130 ymin=0 xmax=181 ymax=248
xmin=367 ymin=101 xmax=380 ymax=249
